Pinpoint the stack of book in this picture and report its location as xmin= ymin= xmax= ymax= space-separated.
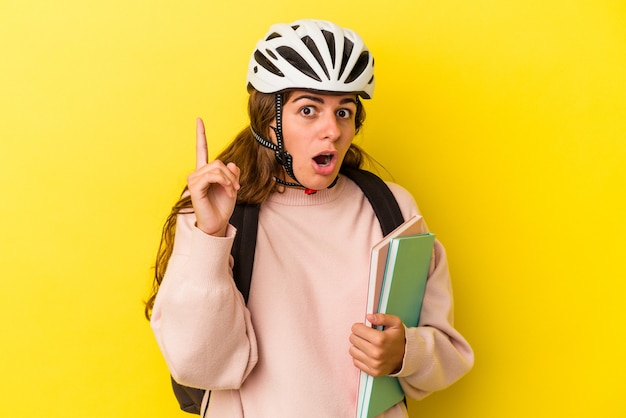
xmin=356 ymin=216 xmax=435 ymax=418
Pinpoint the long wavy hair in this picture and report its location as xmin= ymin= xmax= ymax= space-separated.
xmin=144 ymin=89 xmax=369 ymax=319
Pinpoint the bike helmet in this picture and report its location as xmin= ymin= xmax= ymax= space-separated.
xmin=247 ymin=19 xmax=375 ymax=99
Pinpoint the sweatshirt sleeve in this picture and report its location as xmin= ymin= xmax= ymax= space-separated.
xmin=150 ymin=210 xmax=258 ymax=390
xmin=386 ymin=183 xmax=474 ymax=400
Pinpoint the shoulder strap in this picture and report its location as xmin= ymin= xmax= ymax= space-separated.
xmin=229 ymin=203 xmax=260 ymax=303
xmin=341 ymin=167 xmax=405 ymax=236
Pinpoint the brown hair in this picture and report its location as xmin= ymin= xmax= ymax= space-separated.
xmin=144 ymin=90 xmax=369 ymax=319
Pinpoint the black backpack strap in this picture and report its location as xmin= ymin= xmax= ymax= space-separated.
xmin=229 ymin=203 xmax=260 ymax=303
xmin=170 ymin=203 xmax=260 ymax=415
xmin=341 ymin=167 xmax=405 ymax=235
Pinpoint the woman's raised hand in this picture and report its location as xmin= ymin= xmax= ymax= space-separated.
xmin=187 ymin=118 xmax=240 ymax=236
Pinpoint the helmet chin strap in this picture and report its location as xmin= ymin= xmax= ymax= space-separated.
xmin=251 ymin=93 xmax=338 ymax=194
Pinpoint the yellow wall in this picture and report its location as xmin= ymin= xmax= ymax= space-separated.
xmin=1 ymin=1 xmax=624 ymax=417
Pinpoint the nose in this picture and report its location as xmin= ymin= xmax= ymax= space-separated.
xmin=320 ymin=112 xmax=341 ymax=142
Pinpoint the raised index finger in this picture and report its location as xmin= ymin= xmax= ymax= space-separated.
xmin=196 ymin=117 xmax=208 ymax=169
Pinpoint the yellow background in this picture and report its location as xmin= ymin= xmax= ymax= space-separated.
xmin=1 ymin=0 xmax=624 ymax=417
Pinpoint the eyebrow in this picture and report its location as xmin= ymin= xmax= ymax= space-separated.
xmin=292 ymin=94 xmax=358 ymax=106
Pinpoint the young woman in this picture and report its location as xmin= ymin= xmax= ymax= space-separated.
xmin=147 ymin=19 xmax=473 ymax=417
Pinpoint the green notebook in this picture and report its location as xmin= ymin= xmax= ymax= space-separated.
xmin=356 ymin=233 xmax=435 ymax=418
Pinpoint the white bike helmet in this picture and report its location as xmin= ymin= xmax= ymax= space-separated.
xmin=247 ymin=19 xmax=375 ymax=99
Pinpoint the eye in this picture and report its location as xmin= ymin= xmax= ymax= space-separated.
xmin=336 ymin=108 xmax=352 ymax=119
xmin=299 ymin=106 xmax=316 ymax=117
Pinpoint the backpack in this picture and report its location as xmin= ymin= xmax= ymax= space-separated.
xmin=169 ymin=167 xmax=405 ymax=415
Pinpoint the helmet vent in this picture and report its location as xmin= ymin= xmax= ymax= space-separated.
xmin=345 ymin=51 xmax=370 ymax=83
xmin=301 ymin=36 xmax=330 ymax=80
xmin=337 ymin=38 xmax=354 ymax=80
xmin=254 ymin=50 xmax=284 ymax=77
xmin=266 ymin=32 xmax=282 ymax=41
xmin=276 ymin=46 xmax=322 ymax=82
xmin=321 ymin=30 xmax=336 ymax=68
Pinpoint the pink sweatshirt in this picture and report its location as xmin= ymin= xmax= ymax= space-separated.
xmin=151 ymin=176 xmax=473 ymax=417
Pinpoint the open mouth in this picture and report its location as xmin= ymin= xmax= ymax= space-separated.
xmin=313 ymin=154 xmax=334 ymax=167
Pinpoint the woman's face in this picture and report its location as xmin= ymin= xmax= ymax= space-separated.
xmin=272 ymin=90 xmax=358 ymax=190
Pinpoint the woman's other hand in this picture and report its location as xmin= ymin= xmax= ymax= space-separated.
xmin=349 ymin=314 xmax=406 ymax=377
